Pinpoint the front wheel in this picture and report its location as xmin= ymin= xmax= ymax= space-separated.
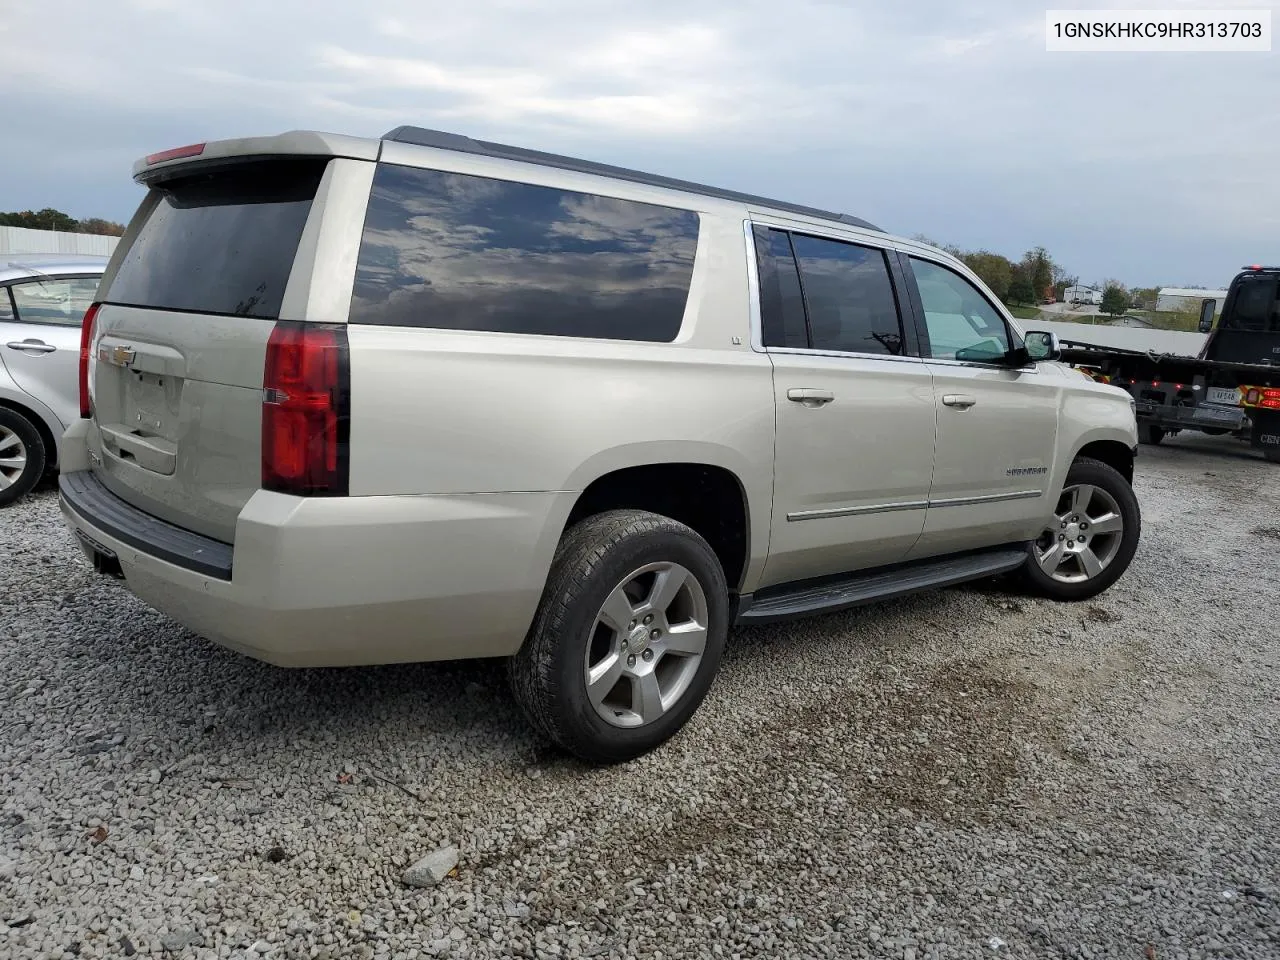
xmin=509 ymin=510 xmax=729 ymax=764
xmin=1019 ymin=457 xmax=1141 ymax=601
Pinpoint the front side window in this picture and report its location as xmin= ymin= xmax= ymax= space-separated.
xmin=349 ymin=164 xmax=700 ymax=342
xmin=790 ymin=235 xmax=904 ymax=356
xmin=911 ymin=258 xmax=1011 ymax=362
xmin=9 ymin=277 xmax=100 ymax=326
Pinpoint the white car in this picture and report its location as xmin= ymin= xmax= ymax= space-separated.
xmin=0 ymin=255 xmax=108 ymax=505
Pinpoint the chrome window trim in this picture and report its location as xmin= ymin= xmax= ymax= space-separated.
xmin=926 ymin=357 xmax=1039 ymax=374
xmin=768 ymin=347 xmax=926 ymax=365
xmin=742 ymin=219 xmax=766 ymax=353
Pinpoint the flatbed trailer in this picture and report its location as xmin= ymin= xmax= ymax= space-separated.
xmin=1049 ymin=265 xmax=1280 ymax=463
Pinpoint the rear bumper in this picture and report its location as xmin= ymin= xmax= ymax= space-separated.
xmin=59 ymin=469 xmax=573 ymax=667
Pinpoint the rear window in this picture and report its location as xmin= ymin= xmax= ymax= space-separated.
xmin=348 ymin=163 xmax=700 ymax=341
xmin=1227 ymin=276 xmax=1279 ymax=331
xmin=103 ymin=158 xmax=326 ymax=318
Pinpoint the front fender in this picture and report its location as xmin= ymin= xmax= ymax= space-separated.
xmin=1058 ymin=386 xmax=1139 ymax=484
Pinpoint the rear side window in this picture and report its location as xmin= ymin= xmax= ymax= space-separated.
xmin=103 ymin=158 xmax=326 ymax=318
xmin=753 ymin=226 xmax=808 ymax=348
xmin=9 ymin=277 xmax=100 ymax=326
xmin=789 ymin=234 xmax=905 ymax=356
xmin=349 ymin=164 xmax=700 ymax=341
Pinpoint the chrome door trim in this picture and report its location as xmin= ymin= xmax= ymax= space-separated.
xmin=787 ymin=500 xmax=928 ymax=522
xmin=787 ymin=488 xmax=1043 ymax=522
xmin=928 ymin=489 xmax=1043 ymax=508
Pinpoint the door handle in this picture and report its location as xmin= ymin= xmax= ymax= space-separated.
xmin=5 ymin=340 xmax=56 ymax=354
xmin=942 ymin=394 xmax=977 ymax=409
xmin=787 ymin=388 xmax=835 ymax=406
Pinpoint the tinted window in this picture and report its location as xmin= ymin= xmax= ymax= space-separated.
xmin=1228 ymin=276 xmax=1279 ymax=331
xmin=911 ymin=258 xmax=1011 ymax=362
xmin=104 ymin=158 xmax=326 ymax=318
xmin=9 ymin=277 xmax=99 ymax=326
xmin=349 ymin=164 xmax=700 ymax=341
xmin=789 ymin=235 xmax=903 ymax=355
xmin=753 ymin=226 xmax=808 ymax=348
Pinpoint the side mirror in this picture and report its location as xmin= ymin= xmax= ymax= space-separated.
xmin=1198 ymin=299 xmax=1216 ymax=333
xmin=1023 ymin=330 xmax=1062 ymax=362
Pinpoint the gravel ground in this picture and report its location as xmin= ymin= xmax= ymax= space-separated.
xmin=2 ymin=436 xmax=1278 ymax=960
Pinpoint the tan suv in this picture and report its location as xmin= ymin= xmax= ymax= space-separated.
xmin=59 ymin=127 xmax=1141 ymax=762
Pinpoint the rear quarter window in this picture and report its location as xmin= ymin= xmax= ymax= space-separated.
xmin=348 ymin=164 xmax=700 ymax=342
xmin=103 ymin=157 xmax=326 ymax=319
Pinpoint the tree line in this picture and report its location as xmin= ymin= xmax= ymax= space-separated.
xmin=0 ymin=208 xmax=126 ymax=237
xmin=918 ymin=237 xmax=1181 ymax=321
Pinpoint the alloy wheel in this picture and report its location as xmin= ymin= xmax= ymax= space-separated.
xmin=1034 ymin=483 xmax=1125 ymax=583
xmin=0 ymin=426 xmax=28 ymax=491
xmin=583 ymin=561 xmax=710 ymax=728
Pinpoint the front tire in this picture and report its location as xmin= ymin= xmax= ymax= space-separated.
xmin=509 ymin=510 xmax=729 ymax=764
xmin=0 ymin=409 xmax=46 ymax=508
xmin=1019 ymin=457 xmax=1141 ymax=602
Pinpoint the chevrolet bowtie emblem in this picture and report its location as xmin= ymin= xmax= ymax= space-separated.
xmin=99 ymin=345 xmax=136 ymax=368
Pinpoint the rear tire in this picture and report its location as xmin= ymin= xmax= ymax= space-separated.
xmin=0 ymin=409 xmax=45 ymax=508
xmin=1018 ymin=457 xmax=1141 ymax=602
xmin=509 ymin=509 xmax=729 ymax=764
xmin=1138 ymin=423 xmax=1164 ymax=445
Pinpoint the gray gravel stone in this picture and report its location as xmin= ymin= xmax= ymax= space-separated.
xmin=402 ymin=846 xmax=459 ymax=888
xmin=1 ymin=439 xmax=1278 ymax=959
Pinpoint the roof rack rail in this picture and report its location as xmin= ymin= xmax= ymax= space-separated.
xmin=381 ymin=126 xmax=881 ymax=232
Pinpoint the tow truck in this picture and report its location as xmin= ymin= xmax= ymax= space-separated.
xmin=1052 ymin=265 xmax=1280 ymax=463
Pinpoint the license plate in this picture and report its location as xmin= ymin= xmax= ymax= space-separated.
xmin=1206 ymin=387 xmax=1239 ymax=405
xmin=1193 ymin=404 xmax=1241 ymax=423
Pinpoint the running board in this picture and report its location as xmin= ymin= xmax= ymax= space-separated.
xmin=735 ymin=546 xmax=1029 ymax=625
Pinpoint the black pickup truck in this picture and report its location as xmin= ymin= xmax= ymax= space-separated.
xmin=1054 ymin=265 xmax=1280 ymax=463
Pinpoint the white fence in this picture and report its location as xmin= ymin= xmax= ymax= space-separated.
xmin=0 ymin=225 xmax=120 ymax=258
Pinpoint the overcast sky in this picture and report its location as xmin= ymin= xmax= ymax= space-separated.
xmin=2 ymin=0 xmax=1275 ymax=287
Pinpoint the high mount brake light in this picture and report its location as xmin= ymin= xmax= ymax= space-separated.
xmin=145 ymin=143 xmax=206 ymax=165
xmin=261 ymin=322 xmax=350 ymax=496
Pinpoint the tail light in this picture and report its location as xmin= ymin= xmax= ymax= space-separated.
xmin=1242 ymin=386 xmax=1280 ymax=410
xmin=79 ymin=302 xmax=101 ymax=418
xmin=261 ymin=322 xmax=350 ymax=496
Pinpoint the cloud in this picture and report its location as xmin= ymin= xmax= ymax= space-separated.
xmin=0 ymin=0 xmax=1274 ymax=286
